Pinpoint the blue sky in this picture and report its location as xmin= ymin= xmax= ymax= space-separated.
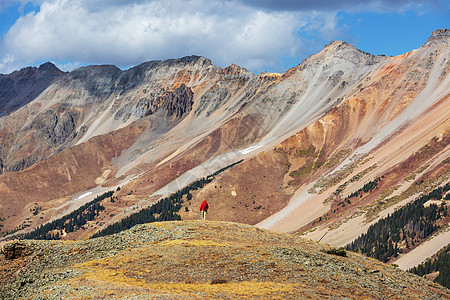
xmin=0 ymin=0 xmax=448 ymax=74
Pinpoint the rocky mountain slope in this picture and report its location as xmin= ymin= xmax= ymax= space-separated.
xmin=0 ymin=62 xmax=65 ymax=118
xmin=0 ymin=30 xmax=449 ymax=271
xmin=1 ymin=221 xmax=448 ymax=299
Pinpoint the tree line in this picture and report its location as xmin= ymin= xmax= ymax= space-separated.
xmin=91 ymin=159 xmax=244 ymax=238
xmin=91 ymin=191 xmax=183 ymax=238
xmin=23 ymin=190 xmax=114 ymax=240
xmin=409 ymin=243 xmax=450 ymax=289
xmin=346 ymin=183 xmax=449 ymax=263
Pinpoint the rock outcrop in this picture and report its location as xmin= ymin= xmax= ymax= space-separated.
xmin=426 ymin=28 xmax=449 ymax=44
xmin=161 ymin=83 xmax=194 ymax=118
xmin=2 ymin=241 xmax=30 ymax=260
xmin=32 ymin=110 xmax=77 ymax=146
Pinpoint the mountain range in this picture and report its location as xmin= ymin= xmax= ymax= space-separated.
xmin=0 ymin=29 xmax=449 ymax=277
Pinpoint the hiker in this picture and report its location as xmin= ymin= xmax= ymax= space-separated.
xmin=200 ymin=199 xmax=209 ymax=220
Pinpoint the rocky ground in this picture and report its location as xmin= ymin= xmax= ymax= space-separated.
xmin=1 ymin=221 xmax=448 ymax=299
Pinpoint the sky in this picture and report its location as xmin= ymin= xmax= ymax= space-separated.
xmin=0 ymin=0 xmax=448 ymax=75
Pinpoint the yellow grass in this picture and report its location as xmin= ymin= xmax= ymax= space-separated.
xmin=160 ymin=239 xmax=229 ymax=247
xmin=78 ymin=264 xmax=296 ymax=297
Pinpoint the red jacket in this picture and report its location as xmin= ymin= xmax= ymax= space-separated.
xmin=200 ymin=200 xmax=209 ymax=211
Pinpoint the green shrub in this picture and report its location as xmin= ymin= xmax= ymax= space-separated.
xmin=324 ymin=247 xmax=347 ymax=257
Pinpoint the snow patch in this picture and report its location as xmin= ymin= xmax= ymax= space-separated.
xmin=240 ymin=145 xmax=262 ymax=155
xmin=76 ymin=192 xmax=92 ymax=200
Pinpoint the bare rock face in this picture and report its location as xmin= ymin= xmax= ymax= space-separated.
xmin=32 ymin=110 xmax=76 ymax=146
xmin=162 ymin=83 xmax=194 ymax=118
xmin=2 ymin=241 xmax=29 ymax=260
xmin=115 ymin=84 xmax=194 ymax=121
xmin=426 ymin=29 xmax=449 ymax=44
xmin=0 ymin=109 xmax=77 ymax=172
xmin=54 ymin=112 xmax=77 ymax=144
xmin=0 ymin=62 xmax=64 ymax=116
xmin=133 ymin=97 xmax=151 ymax=117
xmin=66 ymin=64 xmax=121 ymax=102
xmin=4 ymin=155 xmax=39 ymax=173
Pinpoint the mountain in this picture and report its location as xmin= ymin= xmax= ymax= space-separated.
xmin=0 ymin=62 xmax=65 ymax=118
xmin=1 ymin=221 xmax=448 ymax=299
xmin=0 ymin=30 xmax=448 ymax=271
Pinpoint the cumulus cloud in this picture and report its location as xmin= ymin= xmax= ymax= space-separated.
xmin=0 ymin=0 xmax=442 ymax=74
xmin=239 ymin=0 xmax=439 ymax=12
xmin=0 ymin=54 xmax=16 ymax=71
xmin=1 ymin=0 xmax=341 ymax=73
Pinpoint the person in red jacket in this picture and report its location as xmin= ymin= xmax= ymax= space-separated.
xmin=200 ymin=199 xmax=209 ymax=220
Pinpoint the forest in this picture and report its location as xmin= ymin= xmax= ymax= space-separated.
xmin=347 ymin=182 xmax=449 ymax=263
xmin=23 ymin=190 xmax=114 ymax=240
xmin=409 ymin=243 xmax=450 ymax=289
xmin=91 ymin=159 xmax=243 ymax=238
xmin=21 ymin=160 xmax=243 ymax=240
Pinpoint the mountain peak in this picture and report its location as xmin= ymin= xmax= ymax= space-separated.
xmin=326 ymin=40 xmax=350 ymax=47
xmin=160 ymin=55 xmax=212 ymax=67
xmin=321 ymin=40 xmax=378 ymax=57
xmin=323 ymin=40 xmax=354 ymax=51
xmin=221 ymin=64 xmax=253 ymax=76
xmin=426 ymin=28 xmax=449 ymax=44
xmin=37 ymin=62 xmax=63 ymax=74
xmin=292 ymin=39 xmax=381 ymax=71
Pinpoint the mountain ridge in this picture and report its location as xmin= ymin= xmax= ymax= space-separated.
xmin=1 ymin=221 xmax=448 ymax=299
xmin=0 ymin=30 xmax=448 ymax=277
xmin=0 ymin=62 xmax=65 ymax=117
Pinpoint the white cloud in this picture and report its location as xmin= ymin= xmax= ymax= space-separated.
xmin=2 ymin=0 xmax=340 ymax=73
xmin=0 ymin=52 xmax=37 ymax=74
xmin=239 ymin=0 xmax=438 ymax=13
xmin=0 ymin=0 xmax=445 ymax=74
xmin=0 ymin=54 xmax=16 ymax=70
